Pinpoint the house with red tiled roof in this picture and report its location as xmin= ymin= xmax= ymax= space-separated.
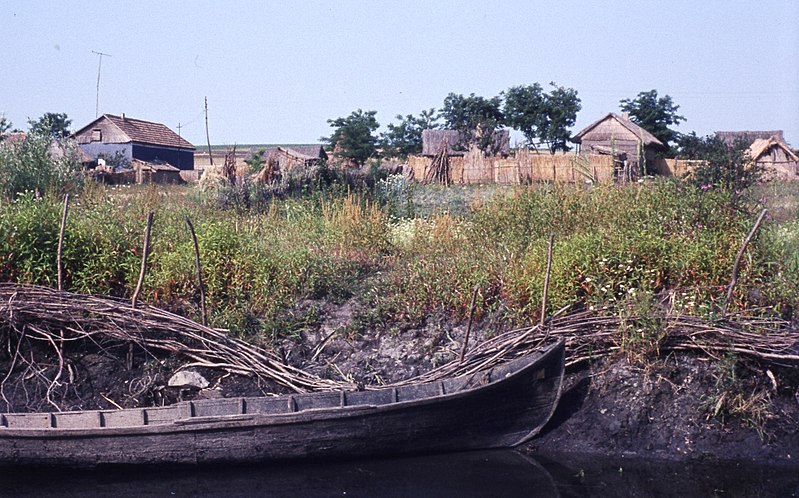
xmin=71 ymin=114 xmax=195 ymax=171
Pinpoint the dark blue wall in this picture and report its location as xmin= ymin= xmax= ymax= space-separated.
xmin=131 ymin=143 xmax=194 ymax=170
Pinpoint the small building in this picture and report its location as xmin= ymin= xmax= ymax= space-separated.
xmin=253 ymin=145 xmax=328 ymax=183
xmin=264 ymin=145 xmax=327 ymax=167
xmin=572 ymin=113 xmax=665 ymax=172
xmin=132 ymin=159 xmax=184 ymax=184
xmin=748 ymin=135 xmax=799 ymax=180
xmin=71 ymin=114 xmax=195 ymax=171
xmin=715 ymin=130 xmax=784 ymax=147
xmin=48 ymin=139 xmax=96 ymax=169
xmin=422 ymin=129 xmax=510 ymax=156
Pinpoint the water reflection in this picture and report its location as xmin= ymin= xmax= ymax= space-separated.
xmin=1 ymin=450 xmax=797 ymax=497
xmin=0 ymin=450 xmax=554 ymax=498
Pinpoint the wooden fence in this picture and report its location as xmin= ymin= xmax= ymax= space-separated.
xmin=408 ymin=150 xmax=616 ymax=185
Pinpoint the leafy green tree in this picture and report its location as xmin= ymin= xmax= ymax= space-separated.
xmin=323 ymin=109 xmax=380 ymax=166
xmin=539 ymin=83 xmax=581 ymax=153
xmin=619 ymin=90 xmax=685 ymax=154
xmin=244 ymin=148 xmax=266 ymax=173
xmin=439 ymin=93 xmax=504 ymax=154
xmin=381 ymin=108 xmax=439 ymax=158
xmin=503 ymin=83 xmax=545 ymax=147
xmin=27 ymin=112 xmax=72 ymax=139
xmin=504 ymin=82 xmax=581 ymax=153
xmin=677 ymin=132 xmax=757 ymax=194
xmin=0 ymin=115 xmax=12 ymax=137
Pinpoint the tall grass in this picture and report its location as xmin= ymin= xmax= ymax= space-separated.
xmin=0 ymin=178 xmax=795 ymax=343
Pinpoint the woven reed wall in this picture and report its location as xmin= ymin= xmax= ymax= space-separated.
xmin=409 ymin=152 xmax=616 ymax=185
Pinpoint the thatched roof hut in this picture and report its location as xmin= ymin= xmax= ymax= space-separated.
xmin=572 ymin=113 xmax=665 ymax=174
xmin=748 ymin=135 xmax=799 ymax=180
xmin=254 ymin=145 xmax=328 ymax=184
xmin=715 ymin=130 xmax=784 ymax=147
xmin=422 ymin=129 xmax=510 ymax=156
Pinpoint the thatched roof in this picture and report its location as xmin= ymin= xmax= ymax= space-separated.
xmin=422 ymin=129 xmax=510 ymax=156
xmin=715 ymin=130 xmax=784 ymax=147
xmin=264 ymin=145 xmax=327 ymax=163
xmin=749 ymin=136 xmax=799 ymax=162
xmin=572 ymin=113 xmax=664 ymax=148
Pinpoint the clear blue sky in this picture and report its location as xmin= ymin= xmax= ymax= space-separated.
xmin=2 ymin=1 xmax=798 ymax=147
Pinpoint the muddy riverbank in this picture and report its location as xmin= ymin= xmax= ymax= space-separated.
xmin=1 ymin=296 xmax=798 ymax=466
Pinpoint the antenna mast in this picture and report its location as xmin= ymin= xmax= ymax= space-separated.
xmin=92 ymin=50 xmax=112 ymax=118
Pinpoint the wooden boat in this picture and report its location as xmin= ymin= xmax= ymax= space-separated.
xmin=0 ymin=340 xmax=564 ymax=467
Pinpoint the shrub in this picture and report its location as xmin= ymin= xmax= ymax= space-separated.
xmin=0 ymin=133 xmax=83 ymax=199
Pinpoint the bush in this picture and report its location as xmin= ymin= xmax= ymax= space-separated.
xmin=0 ymin=133 xmax=83 ymax=199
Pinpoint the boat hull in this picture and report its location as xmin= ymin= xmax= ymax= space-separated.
xmin=0 ymin=341 xmax=564 ymax=467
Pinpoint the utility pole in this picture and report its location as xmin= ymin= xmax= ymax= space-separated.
xmin=204 ymin=97 xmax=214 ymax=166
xmin=92 ymin=50 xmax=111 ymax=118
xmin=177 ymin=122 xmax=182 ymax=169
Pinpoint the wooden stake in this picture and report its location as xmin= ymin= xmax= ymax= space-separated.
xmin=131 ymin=211 xmax=154 ymax=308
xmin=459 ymin=286 xmax=480 ymax=364
xmin=722 ymin=209 xmax=768 ymax=317
xmin=540 ymin=233 xmax=554 ymax=327
xmin=57 ymin=194 xmax=70 ymax=291
xmin=185 ymin=216 xmax=208 ymax=327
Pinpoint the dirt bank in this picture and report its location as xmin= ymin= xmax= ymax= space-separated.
xmin=2 ymin=296 xmax=798 ymax=465
xmin=528 ymin=354 xmax=799 ymax=464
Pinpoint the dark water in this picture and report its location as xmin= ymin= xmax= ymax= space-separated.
xmin=0 ymin=450 xmax=797 ymax=497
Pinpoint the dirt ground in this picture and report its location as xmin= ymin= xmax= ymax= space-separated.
xmin=2 ymin=297 xmax=798 ymax=465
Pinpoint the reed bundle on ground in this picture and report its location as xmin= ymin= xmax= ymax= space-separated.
xmin=389 ymin=306 xmax=799 ymax=387
xmin=1 ymin=284 xmax=797 ymax=409
xmin=0 ymin=283 xmax=352 ymax=406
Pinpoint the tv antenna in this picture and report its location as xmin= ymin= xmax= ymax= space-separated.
xmin=92 ymin=50 xmax=112 ymax=117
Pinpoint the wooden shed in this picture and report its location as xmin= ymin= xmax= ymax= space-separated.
xmin=748 ymin=135 xmax=799 ymax=180
xmin=572 ymin=113 xmax=665 ymax=173
xmin=422 ymin=129 xmax=510 ymax=156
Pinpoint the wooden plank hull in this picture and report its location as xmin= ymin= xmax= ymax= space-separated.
xmin=0 ymin=341 xmax=564 ymax=467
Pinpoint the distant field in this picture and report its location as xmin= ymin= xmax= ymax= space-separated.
xmin=199 ymin=144 xmax=322 ymax=153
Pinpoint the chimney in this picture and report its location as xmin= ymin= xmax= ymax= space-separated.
xmin=122 ymin=113 xmax=126 ymax=121
xmin=622 ymin=112 xmax=630 ymax=120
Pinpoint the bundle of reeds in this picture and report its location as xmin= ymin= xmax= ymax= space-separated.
xmin=0 ymin=283 xmax=351 ymax=397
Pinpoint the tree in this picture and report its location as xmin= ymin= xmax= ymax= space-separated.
xmin=619 ymin=90 xmax=685 ymax=154
xmin=322 ymin=109 xmax=380 ymax=166
xmin=539 ymin=83 xmax=581 ymax=153
xmin=503 ymin=82 xmax=581 ymax=153
xmin=503 ymin=83 xmax=545 ymax=147
xmin=439 ymin=93 xmax=504 ymax=154
xmin=244 ymin=148 xmax=266 ymax=173
xmin=27 ymin=112 xmax=72 ymax=139
xmin=0 ymin=114 xmax=11 ymax=136
xmin=677 ymin=132 xmax=757 ymax=194
xmin=381 ymin=108 xmax=439 ymax=158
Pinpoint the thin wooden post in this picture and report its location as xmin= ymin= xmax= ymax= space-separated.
xmin=722 ymin=209 xmax=768 ymax=317
xmin=459 ymin=286 xmax=480 ymax=364
xmin=185 ymin=216 xmax=208 ymax=326
xmin=540 ymin=234 xmax=554 ymax=327
xmin=57 ymin=194 xmax=70 ymax=291
xmin=131 ymin=211 xmax=154 ymax=308
xmin=205 ymin=96 xmax=214 ymax=167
